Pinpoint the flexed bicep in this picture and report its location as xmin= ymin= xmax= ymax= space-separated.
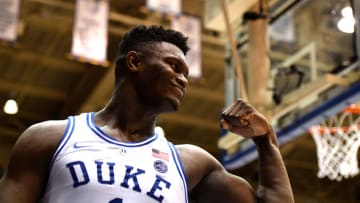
xmin=192 ymin=168 xmax=256 ymax=203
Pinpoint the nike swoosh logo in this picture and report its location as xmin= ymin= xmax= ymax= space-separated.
xmin=73 ymin=142 xmax=92 ymax=149
xmin=72 ymin=142 xmax=126 ymax=155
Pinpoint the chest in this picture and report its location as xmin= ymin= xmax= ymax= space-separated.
xmin=46 ymin=141 xmax=188 ymax=203
xmin=65 ymin=144 xmax=169 ymax=178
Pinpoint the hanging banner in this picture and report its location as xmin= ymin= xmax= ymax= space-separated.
xmin=71 ymin=0 xmax=109 ymax=63
xmin=0 ymin=0 xmax=20 ymax=41
xmin=172 ymin=15 xmax=202 ymax=78
xmin=269 ymin=11 xmax=295 ymax=43
xmin=146 ymin=0 xmax=181 ymax=15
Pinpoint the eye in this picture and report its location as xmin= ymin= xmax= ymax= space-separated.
xmin=184 ymin=71 xmax=189 ymax=78
xmin=170 ymin=62 xmax=180 ymax=73
xmin=167 ymin=59 xmax=188 ymax=78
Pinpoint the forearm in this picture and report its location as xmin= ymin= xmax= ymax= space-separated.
xmin=253 ymin=128 xmax=294 ymax=203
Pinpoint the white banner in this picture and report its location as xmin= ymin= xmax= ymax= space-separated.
xmin=71 ymin=0 xmax=109 ymax=63
xmin=146 ymin=0 xmax=181 ymax=15
xmin=0 ymin=0 xmax=20 ymax=41
xmin=269 ymin=11 xmax=296 ymax=43
xmin=172 ymin=15 xmax=202 ymax=78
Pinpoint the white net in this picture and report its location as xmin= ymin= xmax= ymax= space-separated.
xmin=310 ymin=109 xmax=360 ymax=181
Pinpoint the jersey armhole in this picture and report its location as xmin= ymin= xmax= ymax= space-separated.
xmin=47 ymin=116 xmax=75 ymax=172
xmin=168 ymin=142 xmax=190 ymax=203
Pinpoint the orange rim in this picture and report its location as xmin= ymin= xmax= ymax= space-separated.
xmin=310 ymin=124 xmax=360 ymax=134
xmin=342 ymin=105 xmax=360 ymax=114
xmin=309 ymin=105 xmax=360 ymax=134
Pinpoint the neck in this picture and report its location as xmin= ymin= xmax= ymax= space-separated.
xmin=94 ymin=82 xmax=159 ymax=142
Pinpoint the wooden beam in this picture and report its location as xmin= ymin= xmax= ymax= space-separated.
xmin=247 ymin=1 xmax=271 ymax=109
xmin=217 ymin=131 xmax=244 ymax=150
xmin=325 ymin=73 xmax=353 ymax=86
xmin=0 ymin=126 xmax=21 ymax=139
xmin=0 ymin=46 xmax=85 ymax=74
xmin=0 ymin=110 xmax=49 ymax=123
xmin=271 ymin=77 xmax=331 ymax=121
xmin=6 ymin=117 xmax=27 ymax=132
xmin=15 ymin=111 xmax=49 ymax=122
xmin=59 ymin=66 xmax=107 ymax=118
xmin=202 ymin=48 xmax=225 ymax=62
xmin=0 ymin=80 xmax=67 ymax=101
xmin=271 ymin=61 xmax=360 ymax=122
xmin=204 ymin=0 xmax=257 ymax=31
xmin=270 ymin=51 xmax=332 ymax=72
xmin=159 ymin=113 xmax=219 ymax=131
xmin=28 ymin=0 xmax=73 ymax=10
xmin=187 ymin=86 xmax=224 ymax=103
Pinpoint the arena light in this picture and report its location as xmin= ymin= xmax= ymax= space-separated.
xmin=3 ymin=99 xmax=18 ymax=115
xmin=337 ymin=6 xmax=355 ymax=34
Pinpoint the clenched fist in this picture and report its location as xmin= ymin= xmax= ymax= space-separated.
xmin=221 ymin=99 xmax=272 ymax=138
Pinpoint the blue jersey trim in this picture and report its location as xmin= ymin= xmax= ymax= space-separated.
xmin=86 ymin=112 xmax=158 ymax=147
xmin=168 ymin=142 xmax=189 ymax=203
xmin=48 ymin=116 xmax=75 ymax=171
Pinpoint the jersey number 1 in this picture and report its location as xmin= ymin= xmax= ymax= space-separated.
xmin=109 ymin=198 xmax=123 ymax=203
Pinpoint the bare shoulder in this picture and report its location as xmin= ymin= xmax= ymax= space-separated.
xmin=25 ymin=119 xmax=68 ymax=136
xmin=16 ymin=119 xmax=68 ymax=152
xmin=7 ymin=119 xmax=69 ymax=172
xmin=6 ymin=119 xmax=70 ymax=177
xmin=0 ymin=119 xmax=69 ymax=202
xmin=175 ymin=144 xmax=221 ymax=168
xmin=175 ymin=144 xmax=222 ymax=169
xmin=174 ymin=144 xmax=223 ymax=190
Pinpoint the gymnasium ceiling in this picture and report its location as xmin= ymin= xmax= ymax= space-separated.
xmin=0 ymin=0 xmax=360 ymax=202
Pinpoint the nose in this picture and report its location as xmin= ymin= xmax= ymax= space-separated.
xmin=176 ymin=74 xmax=188 ymax=89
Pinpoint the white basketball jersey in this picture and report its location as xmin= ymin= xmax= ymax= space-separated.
xmin=41 ymin=113 xmax=189 ymax=203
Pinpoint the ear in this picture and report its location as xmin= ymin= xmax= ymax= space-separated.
xmin=126 ymin=51 xmax=141 ymax=72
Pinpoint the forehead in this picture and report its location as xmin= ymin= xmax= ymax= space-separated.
xmin=147 ymin=42 xmax=186 ymax=61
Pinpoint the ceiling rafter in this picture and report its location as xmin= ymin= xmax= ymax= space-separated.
xmin=270 ymin=51 xmax=333 ymax=72
xmin=0 ymin=127 xmax=21 ymax=139
xmin=159 ymin=113 xmax=219 ymax=131
xmin=59 ymin=66 xmax=107 ymax=118
xmin=0 ymin=46 xmax=85 ymax=74
xmin=0 ymin=80 xmax=67 ymax=101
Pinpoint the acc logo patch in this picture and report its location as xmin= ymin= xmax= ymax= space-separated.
xmin=154 ymin=160 xmax=168 ymax=173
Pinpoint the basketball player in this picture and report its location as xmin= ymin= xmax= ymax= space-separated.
xmin=0 ymin=25 xmax=294 ymax=203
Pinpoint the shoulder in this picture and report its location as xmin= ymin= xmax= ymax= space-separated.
xmin=9 ymin=119 xmax=70 ymax=171
xmin=12 ymin=119 xmax=69 ymax=161
xmin=6 ymin=119 xmax=69 ymax=174
xmin=174 ymin=144 xmax=223 ymax=190
xmin=17 ymin=119 xmax=69 ymax=150
xmin=175 ymin=144 xmax=221 ymax=168
xmin=0 ymin=119 xmax=70 ymax=202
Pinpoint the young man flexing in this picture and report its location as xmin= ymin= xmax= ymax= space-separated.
xmin=0 ymin=25 xmax=294 ymax=203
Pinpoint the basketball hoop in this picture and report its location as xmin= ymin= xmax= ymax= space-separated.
xmin=309 ymin=105 xmax=360 ymax=181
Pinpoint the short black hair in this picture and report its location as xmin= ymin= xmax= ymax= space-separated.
xmin=115 ymin=25 xmax=190 ymax=85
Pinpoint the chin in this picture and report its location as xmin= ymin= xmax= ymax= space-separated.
xmin=163 ymin=97 xmax=181 ymax=112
